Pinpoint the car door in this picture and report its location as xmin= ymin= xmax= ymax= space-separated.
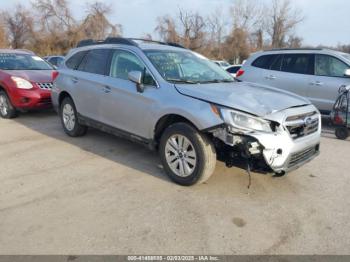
xmin=101 ymin=49 xmax=158 ymax=139
xmin=73 ymin=48 xmax=111 ymax=121
xmin=245 ymin=54 xmax=280 ymax=85
xmin=264 ymin=53 xmax=314 ymax=98
xmin=307 ymin=54 xmax=350 ymax=114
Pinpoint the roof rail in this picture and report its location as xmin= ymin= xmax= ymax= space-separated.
xmin=265 ymin=48 xmax=324 ymax=52
xmin=76 ymin=37 xmax=186 ymax=49
xmin=105 ymin=37 xmax=138 ymax=46
xmin=129 ymin=38 xmax=185 ymax=48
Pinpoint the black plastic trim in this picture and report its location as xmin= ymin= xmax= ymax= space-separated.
xmin=77 ymin=113 xmax=154 ymax=149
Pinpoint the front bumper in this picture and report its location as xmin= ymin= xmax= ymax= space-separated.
xmin=211 ymin=111 xmax=321 ymax=174
xmin=249 ymin=130 xmax=320 ymax=173
xmin=10 ymin=88 xmax=52 ymax=110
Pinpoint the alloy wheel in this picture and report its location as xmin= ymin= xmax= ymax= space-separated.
xmin=0 ymin=95 xmax=9 ymax=116
xmin=165 ymin=134 xmax=197 ymax=177
xmin=62 ymin=103 xmax=76 ymax=131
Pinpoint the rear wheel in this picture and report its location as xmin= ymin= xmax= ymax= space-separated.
xmin=0 ymin=91 xmax=17 ymax=119
xmin=60 ymin=97 xmax=87 ymax=137
xmin=159 ymin=123 xmax=216 ymax=186
xmin=335 ymin=127 xmax=349 ymax=140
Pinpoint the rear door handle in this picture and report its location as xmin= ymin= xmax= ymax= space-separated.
xmin=103 ymin=86 xmax=111 ymax=93
xmin=71 ymin=77 xmax=78 ymax=83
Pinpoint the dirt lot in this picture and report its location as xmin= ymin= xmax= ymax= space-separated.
xmin=0 ymin=111 xmax=349 ymax=255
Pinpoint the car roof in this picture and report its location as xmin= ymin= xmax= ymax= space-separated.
xmin=258 ymin=48 xmax=345 ymax=56
xmin=0 ymin=49 xmax=35 ymax=55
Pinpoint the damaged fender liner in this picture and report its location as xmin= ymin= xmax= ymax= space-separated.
xmin=204 ymin=125 xmax=273 ymax=173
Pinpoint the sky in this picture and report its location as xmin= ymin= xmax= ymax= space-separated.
xmin=1 ymin=0 xmax=350 ymax=47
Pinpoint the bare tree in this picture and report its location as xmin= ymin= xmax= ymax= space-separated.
xmin=155 ymin=15 xmax=180 ymax=43
xmin=156 ymin=9 xmax=207 ymax=51
xmin=31 ymin=0 xmax=80 ymax=54
xmin=265 ymin=0 xmax=304 ymax=48
xmin=206 ymin=8 xmax=228 ymax=58
xmin=81 ymin=1 xmax=122 ymax=40
xmin=2 ymin=5 xmax=34 ymax=49
xmin=0 ymin=19 xmax=8 ymax=48
xmin=33 ymin=0 xmax=76 ymax=33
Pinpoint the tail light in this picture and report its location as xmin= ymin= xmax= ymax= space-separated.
xmin=236 ymin=69 xmax=245 ymax=78
xmin=52 ymin=71 xmax=59 ymax=81
xmin=334 ymin=114 xmax=344 ymax=125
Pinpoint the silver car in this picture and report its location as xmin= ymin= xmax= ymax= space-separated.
xmin=236 ymin=48 xmax=350 ymax=115
xmin=51 ymin=38 xmax=321 ymax=186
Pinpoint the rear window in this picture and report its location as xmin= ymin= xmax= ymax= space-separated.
xmin=226 ymin=66 xmax=240 ymax=74
xmin=281 ymin=54 xmax=314 ymax=75
xmin=78 ymin=49 xmax=111 ymax=75
xmin=66 ymin=51 xmax=87 ymax=70
xmin=251 ymin=55 xmax=278 ymax=69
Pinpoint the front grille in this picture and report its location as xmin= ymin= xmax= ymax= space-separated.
xmin=285 ymin=111 xmax=319 ymax=140
xmin=37 ymin=82 xmax=53 ymax=90
xmin=38 ymin=97 xmax=52 ymax=105
xmin=288 ymin=145 xmax=319 ymax=168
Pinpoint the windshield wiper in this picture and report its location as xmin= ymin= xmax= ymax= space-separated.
xmin=199 ymin=79 xmax=234 ymax=84
xmin=167 ymin=78 xmax=199 ymax=84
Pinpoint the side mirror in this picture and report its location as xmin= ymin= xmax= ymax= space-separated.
xmin=128 ymin=71 xmax=144 ymax=93
xmin=344 ymin=69 xmax=350 ymax=77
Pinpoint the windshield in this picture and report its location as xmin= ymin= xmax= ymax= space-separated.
xmin=145 ymin=50 xmax=234 ymax=84
xmin=0 ymin=53 xmax=53 ymax=70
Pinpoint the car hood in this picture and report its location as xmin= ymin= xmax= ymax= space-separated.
xmin=4 ymin=70 xmax=54 ymax=83
xmin=175 ymin=81 xmax=311 ymax=117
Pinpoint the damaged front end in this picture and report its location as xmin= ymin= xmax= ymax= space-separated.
xmin=208 ymin=104 xmax=321 ymax=175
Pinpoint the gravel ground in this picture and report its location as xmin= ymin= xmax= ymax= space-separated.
xmin=0 ymin=111 xmax=349 ymax=255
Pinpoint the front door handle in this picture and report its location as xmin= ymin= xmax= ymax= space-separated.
xmin=310 ymin=81 xmax=323 ymax=86
xmin=265 ymin=75 xmax=276 ymax=80
xmin=103 ymin=86 xmax=111 ymax=93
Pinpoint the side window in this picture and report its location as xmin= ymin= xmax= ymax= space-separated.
xmin=315 ymin=54 xmax=349 ymax=77
xmin=66 ymin=51 xmax=87 ymax=70
xmin=109 ymin=50 xmax=156 ymax=86
xmin=251 ymin=55 xmax=277 ymax=69
xmin=78 ymin=49 xmax=110 ymax=75
xmin=49 ymin=57 xmax=57 ymax=65
xmin=281 ymin=54 xmax=313 ymax=75
xmin=270 ymin=55 xmax=283 ymax=71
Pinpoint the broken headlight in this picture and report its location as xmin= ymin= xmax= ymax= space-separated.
xmin=216 ymin=106 xmax=272 ymax=133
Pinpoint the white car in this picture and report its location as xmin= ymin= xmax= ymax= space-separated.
xmin=213 ymin=60 xmax=231 ymax=69
xmin=226 ymin=64 xmax=242 ymax=78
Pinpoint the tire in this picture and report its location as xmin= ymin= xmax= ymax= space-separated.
xmin=60 ymin=97 xmax=87 ymax=137
xmin=335 ymin=127 xmax=349 ymax=140
xmin=0 ymin=91 xmax=17 ymax=119
xmin=159 ymin=122 xmax=216 ymax=186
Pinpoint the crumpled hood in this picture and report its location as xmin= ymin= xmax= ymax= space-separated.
xmin=175 ymin=81 xmax=311 ymax=117
xmin=4 ymin=70 xmax=53 ymax=83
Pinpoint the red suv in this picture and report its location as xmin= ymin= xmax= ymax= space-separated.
xmin=0 ymin=49 xmax=55 ymax=118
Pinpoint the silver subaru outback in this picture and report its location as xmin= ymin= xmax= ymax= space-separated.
xmin=51 ymin=38 xmax=321 ymax=186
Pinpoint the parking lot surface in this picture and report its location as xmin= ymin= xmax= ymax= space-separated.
xmin=0 ymin=111 xmax=349 ymax=255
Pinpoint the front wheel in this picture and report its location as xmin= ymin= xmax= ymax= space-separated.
xmin=60 ymin=97 xmax=87 ymax=137
xmin=0 ymin=91 xmax=17 ymax=119
xmin=159 ymin=123 xmax=216 ymax=186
